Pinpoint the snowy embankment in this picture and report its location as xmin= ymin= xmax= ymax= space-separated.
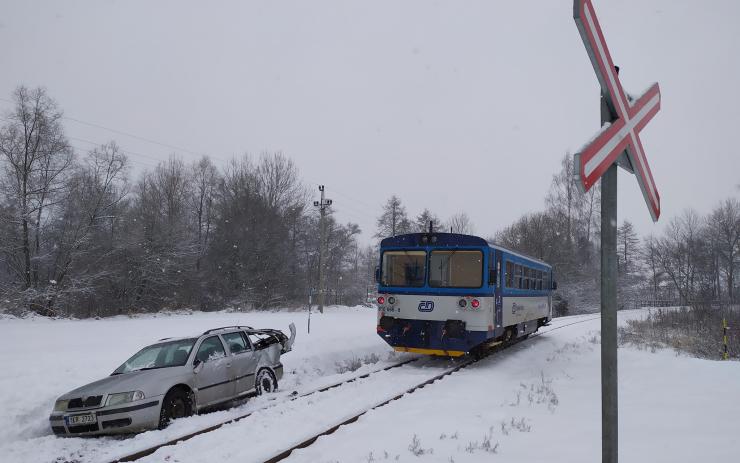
xmin=0 ymin=306 xmax=396 ymax=463
xmin=1 ymin=308 xmax=739 ymax=463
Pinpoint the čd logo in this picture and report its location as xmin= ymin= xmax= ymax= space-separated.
xmin=418 ymin=301 xmax=434 ymax=312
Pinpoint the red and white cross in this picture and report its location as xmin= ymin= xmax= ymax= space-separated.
xmin=573 ymin=0 xmax=662 ymax=221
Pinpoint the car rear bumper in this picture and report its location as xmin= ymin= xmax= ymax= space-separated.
xmin=50 ymin=396 xmax=163 ymax=436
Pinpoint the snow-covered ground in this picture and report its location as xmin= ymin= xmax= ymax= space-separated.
xmin=1 ymin=308 xmax=738 ymax=463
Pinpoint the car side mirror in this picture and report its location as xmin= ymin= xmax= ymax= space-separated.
xmin=193 ymin=359 xmax=203 ymax=373
xmin=374 ymin=267 xmax=380 ymax=283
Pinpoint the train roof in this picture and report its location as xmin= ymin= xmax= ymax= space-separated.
xmin=379 ymin=233 xmax=551 ymax=268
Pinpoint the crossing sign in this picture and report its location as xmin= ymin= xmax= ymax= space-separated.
xmin=573 ymin=0 xmax=662 ymax=221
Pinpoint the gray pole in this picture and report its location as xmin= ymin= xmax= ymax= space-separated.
xmin=600 ymin=93 xmax=619 ymax=463
xmin=307 ymin=290 xmax=312 ymax=334
xmin=314 ymin=186 xmax=332 ymax=314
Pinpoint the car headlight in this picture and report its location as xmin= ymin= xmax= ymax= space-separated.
xmin=54 ymin=399 xmax=69 ymax=412
xmin=106 ymin=391 xmax=145 ymax=407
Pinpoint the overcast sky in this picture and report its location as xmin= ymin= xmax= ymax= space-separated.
xmin=2 ymin=0 xmax=738 ymax=244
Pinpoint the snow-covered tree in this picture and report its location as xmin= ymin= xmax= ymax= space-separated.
xmin=413 ymin=208 xmax=442 ymax=233
xmin=375 ymin=195 xmax=410 ymax=239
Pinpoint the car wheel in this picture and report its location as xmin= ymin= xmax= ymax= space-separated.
xmin=255 ymin=368 xmax=278 ymax=395
xmin=158 ymin=387 xmax=194 ymax=429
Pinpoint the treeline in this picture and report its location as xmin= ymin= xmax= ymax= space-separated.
xmin=494 ymin=157 xmax=739 ymax=310
xmin=0 ymin=86 xmax=374 ymax=316
xmin=3 ymin=86 xmax=737 ymax=317
xmin=375 ymin=155 xmax=739 ymax=312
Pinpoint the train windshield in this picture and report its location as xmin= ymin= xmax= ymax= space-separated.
xmin=429 ymin=250 xmax=483 ymax=288
xmin=381 ymin=250 xmax=426 ymax=287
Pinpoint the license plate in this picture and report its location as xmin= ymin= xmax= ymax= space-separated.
xmin=66 ymin=413 xmax=97 ymax=426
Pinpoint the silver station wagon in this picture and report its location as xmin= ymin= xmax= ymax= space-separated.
xmin=49 ymin=324 xmax=296 ymax=436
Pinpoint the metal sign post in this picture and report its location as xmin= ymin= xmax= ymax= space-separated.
xmin=571 ymin=2 xmax=663 ymax=462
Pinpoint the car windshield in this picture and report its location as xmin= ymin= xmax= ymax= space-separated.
xmin=113 ymin=338 xmax=197 ymax=375
xmin=381 ymin=250 xmax=426 ymax=287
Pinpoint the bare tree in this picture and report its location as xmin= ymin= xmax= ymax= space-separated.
xmin=546 ymin=153 xmax=577 ymax=244
xmin=654 ymin=210 xmax=703 ymax=302
xmin=189 ymin=156 xmax=219 ymax=270
xmin=448 ymin=211 xmax=474 ymax=235
xmin=0 ymin=86 xmax=72 ymax=291
xmin=46 ymin=142 xmax=128 ymax=312
xmin=640 ymin=235 xmax=664 ymax=300
xmin=706 ymin=198 xmax=740 ymax=301
xmin=255 ymin=151 xmax=306 ymax=213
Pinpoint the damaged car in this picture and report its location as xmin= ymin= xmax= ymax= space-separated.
xmin=49 ymin=324 xmax=296 ymax=436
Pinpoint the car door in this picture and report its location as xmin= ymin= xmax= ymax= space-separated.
xmin=222 ymin=331 xmax=258 ymax=396
xmin=193 ymin=335 xmax=235 ymax=407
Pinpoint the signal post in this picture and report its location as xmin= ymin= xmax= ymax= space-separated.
xmin=571 ymin=1 xmax=663 ymax=462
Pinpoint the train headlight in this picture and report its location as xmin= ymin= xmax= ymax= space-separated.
xmin=388 ymin=296 xmax=396 ymax=305
xmin=377 ymin=296 xmax=385 ymax=305
xmin=458 ymin=299 xmax=467 ymax=308
xmin=471 ymin=299 xmax=480 ymax=309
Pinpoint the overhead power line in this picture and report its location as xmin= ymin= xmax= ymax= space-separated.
xmin=0 ymin=96 xmax=206 ymax=157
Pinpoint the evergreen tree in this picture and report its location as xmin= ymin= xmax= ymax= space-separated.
xmin=413 ymin=208 xmax=442 ymax=233
xmin=617 ymin=220 xmax=640 ymax=275
xmin=374 ymin=195 xmax=410 ymax=239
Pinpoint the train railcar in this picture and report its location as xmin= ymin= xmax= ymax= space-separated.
xmin=375 ymin=232 xmax=555 ymax=357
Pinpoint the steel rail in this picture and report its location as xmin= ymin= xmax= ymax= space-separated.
xmin=109 ymin=356 xmax=421 ymax=462
xmin=110 ymin=314 xmax=603 ymax=463
xmin=260 ymin=315 xmax=602 ymax=463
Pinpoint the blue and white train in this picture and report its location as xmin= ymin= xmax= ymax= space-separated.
xmin=376 ymin=232 xmax=555 ymax=357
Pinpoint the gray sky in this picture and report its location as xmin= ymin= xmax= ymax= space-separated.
xmin=2 ymin=0 xmax=738 ymax=244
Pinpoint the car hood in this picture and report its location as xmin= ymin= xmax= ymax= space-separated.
xmin=59 ymin=367 xmax=190 ymax=399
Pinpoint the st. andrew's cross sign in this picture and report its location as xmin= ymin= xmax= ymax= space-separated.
xmin=573 ymin=0 xmax=661 ymax=221
xmin=570 ymin=1 xmax=662 ymax=463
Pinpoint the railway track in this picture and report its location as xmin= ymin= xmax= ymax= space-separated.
xmin=111 ymin=314 xmax=602 ymax=463
xmin=109 ymin=356 xmax=421 ymax=462
xmin=260 ymin=314 xmax=602 ymax=463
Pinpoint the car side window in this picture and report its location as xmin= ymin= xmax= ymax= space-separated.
xmin=222 ymin=332 xmax=250 ymax=354
xmin=195 ymin=336 xmax=226 ymax=364
xmin=247 ymin=332 xmax=274 ymax=350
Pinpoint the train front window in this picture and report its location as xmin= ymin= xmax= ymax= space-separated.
xmin=381 ymin=250 xmax=426 ymax=287
xmin=429 ymin=250 xmax=483 ymax=288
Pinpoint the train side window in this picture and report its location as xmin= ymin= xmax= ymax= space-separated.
xmin=516 ymin=265 xmax=522 ymax=289
xmin=522 ymin=267 xmax=527 ymax=289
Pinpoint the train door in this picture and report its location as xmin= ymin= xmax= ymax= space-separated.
xmin=494 ymin=250 xmax=503 ymax=332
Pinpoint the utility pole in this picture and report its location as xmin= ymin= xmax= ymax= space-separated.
xmin=314 ymin=185 xmax=332 ymax=314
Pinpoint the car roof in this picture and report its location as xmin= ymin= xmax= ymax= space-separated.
xmin=156 ymin=326 xmax=257 ymax=343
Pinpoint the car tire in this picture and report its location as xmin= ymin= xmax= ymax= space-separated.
xmin=255 ymin=368 xmax=278 ymax=395
xmin=158 ymin=387 xmax=194 ymax=429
